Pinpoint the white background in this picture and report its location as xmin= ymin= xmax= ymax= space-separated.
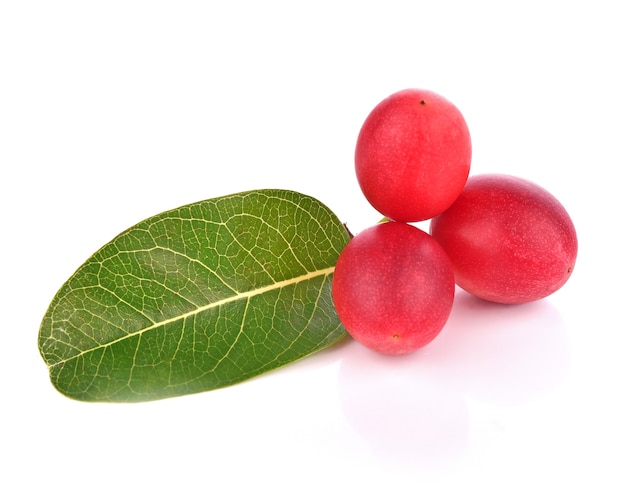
xmin=2 ymin=1 xmax=625 ymax=494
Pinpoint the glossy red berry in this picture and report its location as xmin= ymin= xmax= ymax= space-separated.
xmin=430 ymin=174 xmax=578 ymax=304
xmin=355 ymin=88 xmax=471 ymax=222
xmin=332 ymin=221 xmax=455 ymax=355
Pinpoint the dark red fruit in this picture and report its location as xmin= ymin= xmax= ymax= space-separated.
xmin=355 ymin=88 xmax=472 ymax=222
xmin=332 ymin=221 xmax=455 ymax=355
xmin=430 ymin=174 xmax=578 ymax=304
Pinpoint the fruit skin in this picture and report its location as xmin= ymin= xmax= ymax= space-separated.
xmin=355 ymin=88 xmax=472 ymax=222
xmin=430 ymin=174 xmax=578 ymax=304
xmin=332 ymin=221 xmax=455 ymax=355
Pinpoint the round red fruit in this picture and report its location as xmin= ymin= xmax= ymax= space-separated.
xmin=355 ymin=88 xmax=472 ymax=222
xmin=430 ymin=174 xmax=578 ymax=304
xmin=332 ymin=221 xmax=455 ymax=355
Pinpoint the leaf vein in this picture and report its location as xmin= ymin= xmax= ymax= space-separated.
xmin=47 ymin=266 xmax=336 ymax=368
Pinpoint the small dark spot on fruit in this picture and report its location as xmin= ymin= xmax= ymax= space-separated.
xmin=567 ymin=265 xmax=573 ymax=274
xmin=392 ymin=334 xmax=399 ymax=340
xmin=420 ymin=100 xmax=426 ymax=105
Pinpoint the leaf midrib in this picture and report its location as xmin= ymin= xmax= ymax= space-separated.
xmin=48 ymin=266 xmax=336 ymax=368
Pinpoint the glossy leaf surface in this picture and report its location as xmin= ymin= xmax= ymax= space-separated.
xmin=39 ymin=190 xmax=350 ymax=402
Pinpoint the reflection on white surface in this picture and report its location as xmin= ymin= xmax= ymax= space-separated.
xmin=337 ymin=288 xmax=569 ymax=468
xmin=432 ymin=289 xmax=570 ymax=405
xmin=338 ymin=344 xmax=470 ymax=468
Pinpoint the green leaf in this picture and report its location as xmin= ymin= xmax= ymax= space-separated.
xmin=38 ymin=189 xmax=350 ymax=402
